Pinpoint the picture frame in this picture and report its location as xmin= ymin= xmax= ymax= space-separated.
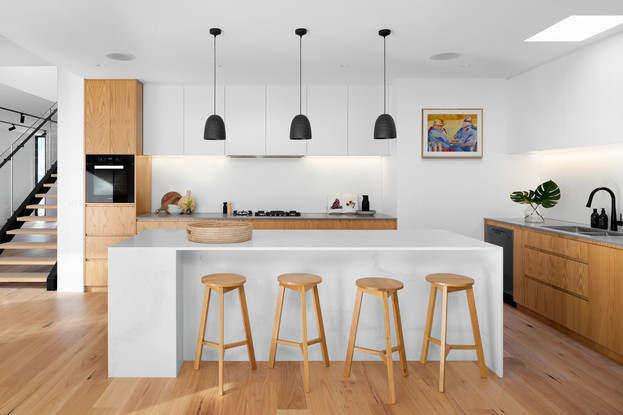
xmin=422 ymin=108 xmax=483 ymax=158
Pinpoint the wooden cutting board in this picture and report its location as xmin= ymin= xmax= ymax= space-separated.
xmin=155 ymin=191 xmax=182 ymax=213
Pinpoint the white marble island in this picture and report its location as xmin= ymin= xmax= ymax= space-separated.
xmin=108 ymin=229 xmax=503 ymax=378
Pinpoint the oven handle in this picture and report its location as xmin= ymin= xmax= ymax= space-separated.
xmin=93 ymin=165 xmax=124 ymax=170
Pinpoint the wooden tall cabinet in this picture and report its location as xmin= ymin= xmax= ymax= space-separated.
xmin=84 ymin=79 xmax=149 ymax=291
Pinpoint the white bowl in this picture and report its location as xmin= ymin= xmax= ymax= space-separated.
xmin=167 ymin=204 xmax=182 ymax=215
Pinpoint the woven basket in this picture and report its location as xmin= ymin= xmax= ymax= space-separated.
xmin=186 ymin=221 xmax=253 ymax=244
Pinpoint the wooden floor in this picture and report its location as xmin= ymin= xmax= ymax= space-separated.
xmin=1 ymin=285 xmax=623 ymax=414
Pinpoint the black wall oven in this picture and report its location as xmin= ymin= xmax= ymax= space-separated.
xmin=86 ymin=155 xmax=135 ymax=203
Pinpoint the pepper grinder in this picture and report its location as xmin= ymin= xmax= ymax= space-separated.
xmin=222 ymin=202 xmax=228 ymax=214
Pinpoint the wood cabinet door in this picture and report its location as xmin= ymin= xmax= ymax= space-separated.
xmin=110 ymin=80 xmax=138 ymax=154
xmin=85 ymin=205 xmax=137 ymax=236
xmin=85 ymin=80 xmax=111 ymax=154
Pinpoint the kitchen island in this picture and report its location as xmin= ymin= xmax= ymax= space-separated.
xmin=108 ymin=229 xmax=503 ymax=378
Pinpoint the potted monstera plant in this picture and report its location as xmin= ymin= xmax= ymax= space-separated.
xmin=510 ymin=180 xmax=561 ymax=222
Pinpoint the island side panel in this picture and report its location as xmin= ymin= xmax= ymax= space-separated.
xmin=108 ymin=247 xmax=183 ymax=377
xmin=182 ymin=248 xmax=503 ymax=377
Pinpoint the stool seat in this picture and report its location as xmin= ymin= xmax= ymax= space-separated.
xmin=356 ymin=277 xmax=404 ymax=292
xmin=278 ymin=273 xmax=322 ymax=287
xmin=201 ymin=273 xmax=246 ymax=288
xmin=425 ymin=273 xmax=474 ymax=287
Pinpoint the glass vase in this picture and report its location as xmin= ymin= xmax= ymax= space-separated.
xmin=524 ymin=203 xmax=544 ymax=223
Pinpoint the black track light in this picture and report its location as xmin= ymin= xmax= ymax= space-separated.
xmin=204 ymin=28 xmax=226 ymax=140
xmin=20 ymin=113 xmax=25 ymax=123
xmin=8 ymin=124 xmax=16 ymax=131
xmin=290 ymin=28 xmax=312 ymax=140
xmin=374 ymin=29 xmax=397 ymax=139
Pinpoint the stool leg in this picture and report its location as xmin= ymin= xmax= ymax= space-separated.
xmin=439 ymin=286 xmax=449 ymax=393
xmin=218 ymin=288 xmax=225 ymax=396
xmin=312 ymin=285 xmax=330 ymax=367
xmin=194 ymin=286 xmax=211 ymax=370
xmin=238 ymin=285 xmax=257 ymax=370
xmin=420 ymin=285 xmax=437 ymax=364
xmin=391 ymin=291 xmax=408 ymax=377
xmin=300 ymin=287 xmax=310 ymax=393
xmin=466 ymin=287 xmax=487 ymax=378
xmin=344 ymin=288 xmax=363 ymax=377
xmin=382 ymin=291 xmax=396 ymax=405
xmin=269 ymin=285 xmax=285 ymax=369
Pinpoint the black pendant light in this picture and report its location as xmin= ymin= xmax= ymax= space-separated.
xmin=374 ymin=29 xmax=397 ymax=139
xmin=204 ymin=28 xmax=226 ymax=140
xmin=290 ymin=28 xmax=312 ymax=140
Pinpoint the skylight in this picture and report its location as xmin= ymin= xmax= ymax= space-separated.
xmin=525 ymin=15 xmax=623 ymax=42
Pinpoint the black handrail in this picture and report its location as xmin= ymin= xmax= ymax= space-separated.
xmin=0 ymin=108 xmax=57 ymax=170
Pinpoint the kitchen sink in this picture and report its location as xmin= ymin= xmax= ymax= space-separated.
xmin=543 ymin=225 xmax=623 ymax=238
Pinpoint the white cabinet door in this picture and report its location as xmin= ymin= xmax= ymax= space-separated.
xmin=266 ymin=85 xmax=307 ymax=155
xmin=183 ymin=86 xmax=225 ymax=155
xmin=143 ymin=85 xmax=184 ymax=155
xmin=225 ymin=86 xmax=266 ymax=156
xmin=306 ymin=86 xmax=347 ymax=156
xmin=348 ymin=86 xmax=389 ymax=155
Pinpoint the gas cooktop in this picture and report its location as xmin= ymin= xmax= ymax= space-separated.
xmin=232 ymin=210 xmax=302 ymax=217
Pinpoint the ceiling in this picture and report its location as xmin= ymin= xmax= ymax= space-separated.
xmin=1 ymin=0 xmax=622 ymax=84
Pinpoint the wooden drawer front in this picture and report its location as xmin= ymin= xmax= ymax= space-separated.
xmin=86 ymin=206 xmax=137 ymax=235
xmin=85 ymin=260 xmax=107 ymax=287
xmin=524 ymin=248 xmax=588 ymax=299
xmin=524 ymin=230 xmax=588 ymax=261
xmin=86 ymin=236 xmax=130 ymax=259
xmin=524 ymin=278 xmax=589 ymax=336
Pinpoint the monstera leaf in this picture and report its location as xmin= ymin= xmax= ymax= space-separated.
xmin=510 ymin=180 xmax=560 ymax=208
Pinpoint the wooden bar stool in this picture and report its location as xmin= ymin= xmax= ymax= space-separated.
xmin=193 ymin=273 xmax=256 ymax=396
xmin=420 ymin=273 xmax=487 ymax=392
xmin=344 ymin=277 xmax=408 ymax=405
xmin=268 ymin=273 xmax=330 ymax=393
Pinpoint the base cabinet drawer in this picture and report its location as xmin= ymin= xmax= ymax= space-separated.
xmin=85 ymin=260 xmax=107 ymax=288
xmin=86 ymin=206 xmax=137 ymax=235
xmin=86 ymin=236 xmax=131 ymax=259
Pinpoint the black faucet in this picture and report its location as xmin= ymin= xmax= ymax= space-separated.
xmin=586 ymin=187 xmax=623 ymax=231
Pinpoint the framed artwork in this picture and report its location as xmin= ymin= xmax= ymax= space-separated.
xmin=422 ymin=108 xmax=483 ymax=158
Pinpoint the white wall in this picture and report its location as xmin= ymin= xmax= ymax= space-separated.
xmin=151 ymin=156 xmax=386 ymax=213
xmin=0 ymin=66 xmax=58 ymax=101
xmin=395 ymin=79 xmax=539 ymax=239
xmin=57 ymin=69 xmax=84 ymax=292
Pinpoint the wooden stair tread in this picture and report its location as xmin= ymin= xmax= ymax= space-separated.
xmin=17 ymin=216 xmax=57 ymax=222
xmin=51 ymin=173 xmax=58 ymax=177
xmin=43 ymin=183 xmax=57 ymax=187
xmin=0 ymin=257 xmax=57 ymax=265
xmin=27 ymin=205 xmax=57 ymax=209
xmin=0 ymin=242 xmax=57 ymax=249
xmin=0 ymin=272 xmax=48 ymax=282
xmin=7 ymin=229 xmax=57 ymax=235
xmin=36 ymin=194 xmax=57 ymax=198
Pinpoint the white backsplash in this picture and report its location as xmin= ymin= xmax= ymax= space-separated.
xmin=150 ymin=156 xmax=387 ymax=213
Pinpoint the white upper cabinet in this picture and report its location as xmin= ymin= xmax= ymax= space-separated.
xmin=266 ymin=85 xmax=307 ymax=155
xmin=143 ymin=85 xmax=184 ymax=155
xmin=183 ymin=86 xmax=225 ymax=155
xmin=225 ymin=86 xmax=266 ymax=156
xmin=347 ymin=86 xmax=389 ymax=156
xmin=306 ymin=86 xmax=348 ymax=156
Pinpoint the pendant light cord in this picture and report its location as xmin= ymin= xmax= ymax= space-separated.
xmin=383 ymin=35 xmax=387 ymax=114
xmin=213 ymin=33 xmax=217 ymax=116
xmin=299 ymin=34 xmax=303 ymax=115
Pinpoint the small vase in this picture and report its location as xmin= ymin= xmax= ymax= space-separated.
xmin=524 ymin=203 xmax=544 ymax=223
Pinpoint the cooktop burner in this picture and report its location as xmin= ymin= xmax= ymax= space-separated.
xmin=255 ymin=210 xmax=301 ymax=217
xmin=232 ymin=210 xmax=253 ymax=216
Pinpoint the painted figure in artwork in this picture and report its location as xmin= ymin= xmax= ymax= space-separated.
xmin=427 ymin=119 xmax=453 ymax=151
xmin=450 ymin=116 xmax=478 ymax=151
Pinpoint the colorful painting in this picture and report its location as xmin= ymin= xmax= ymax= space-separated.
xmin=422 ymin=108 xmax=483 ymax=158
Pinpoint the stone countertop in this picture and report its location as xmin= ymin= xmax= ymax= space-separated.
xmin=485 ymin=217 xmax=623 ymax=248
xmin=137 ymin=212 xmax=397 ymax=221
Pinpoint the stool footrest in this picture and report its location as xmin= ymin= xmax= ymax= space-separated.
xmin=202 ymin=339 xmax=249 ymax=350
xmin=425 ymin=337 xmax=478 ymax=358
xmin=353 ymin=345 xmax=401 ymax=364
xmin=276 ymin=338 xmax=322 ymax=349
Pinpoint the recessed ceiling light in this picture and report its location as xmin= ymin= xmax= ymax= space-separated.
xmin=105 ymin=53 xmax=136 ymax=61
xmin=525 ymin=15 xmax=623 ymax=42
xmin=430 ymin=52 xmax=461 ymax=61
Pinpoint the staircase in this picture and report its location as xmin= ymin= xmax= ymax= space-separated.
xmin=0 ymin=168 xmax=58 ymax=290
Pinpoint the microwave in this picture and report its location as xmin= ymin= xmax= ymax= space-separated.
xmin=86 ymin=155 xmax=135 ymax=203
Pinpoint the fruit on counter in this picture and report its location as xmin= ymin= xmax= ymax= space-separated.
xmin=331 ymin=198 xmax=342 ymax=209
xmin=177 ymin=190 xmax=196 ymax=213
xmin=155 ymin=191 xmax=182 ymax=213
